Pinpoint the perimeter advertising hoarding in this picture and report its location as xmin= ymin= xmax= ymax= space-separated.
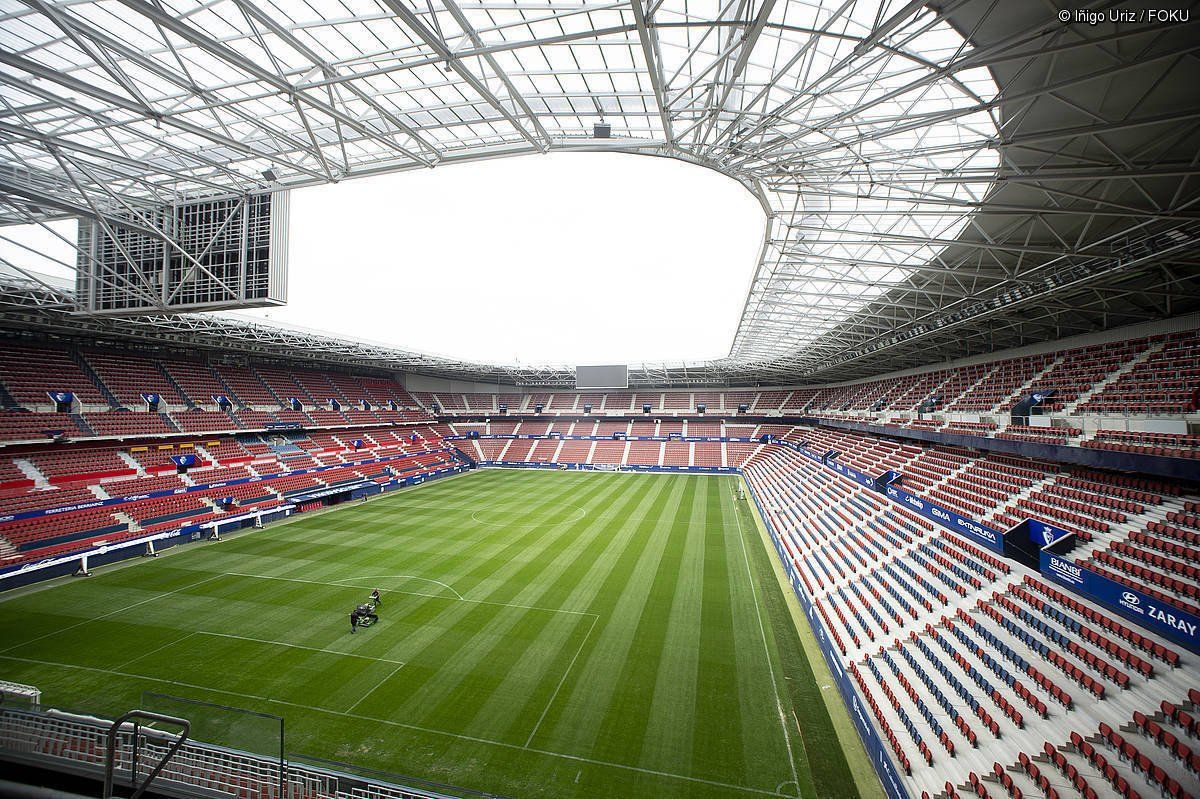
xmin=882 ymin=482 xmax=1006 ymax=554
xmin=1040 ymin=550 xmax=1200 ymax=652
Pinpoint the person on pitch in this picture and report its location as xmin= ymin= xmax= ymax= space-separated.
xmin=349 ymin=607 xmax=360 ymax=634
xmin=371 ymin=588 xmax=382 ymax=606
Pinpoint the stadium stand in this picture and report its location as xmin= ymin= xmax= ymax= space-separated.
xmin=1 ymin=324 xmax=1198 ymax=799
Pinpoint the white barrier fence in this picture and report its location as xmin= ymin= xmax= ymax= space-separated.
xmin=0 ymin=706 xmax=475 ymax=799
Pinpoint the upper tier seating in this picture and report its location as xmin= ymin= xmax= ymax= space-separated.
xmin=210 ymin=366 xmax=278 ymax=406
xmin=0 ymin=344 xmax=108 ymax=406
xmin=160 ymin=360 xmax=230 ymax=406
xmin=82 ymin=351 xmax=185 ymax=408
xmin=1080 ymin=330 xmax=1200 ymax=415
xmin=949 ymin=354 xmax=1055 ymax=412
xmin=1083 ymin=430 xmax=1200 ymax=459
xmin=83 ymin=411 xmax=176 ymax=437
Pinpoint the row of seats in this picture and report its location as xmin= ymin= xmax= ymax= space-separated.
xmin=399 ymin=329 xmax=1200 ymax=417
xmin=0 ymin=425 xmax=457 ymax=563
xmin=0 ymin=340 xmax=423 ymax=413
xmin=736 ymin=439 xmax=1199 ymax=799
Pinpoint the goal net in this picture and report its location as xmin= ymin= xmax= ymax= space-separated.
xmin=0 ymin=680 xmax=40 ymax=708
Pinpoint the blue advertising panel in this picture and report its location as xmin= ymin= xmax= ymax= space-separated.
xmin=828 ymin=459 xmax=878 ymax=492
xmin=170 ymin=453 xmax=197 ymax=468
xmin=1040 ymin=550 xmax=1200 ymax=652
xmin=141 ymin=393 xmax=161 ymax=405
xmin=883 ymin=482 xmax=1005 ymax=553
xmin=47 ymin=391 xmax=74 ymax=405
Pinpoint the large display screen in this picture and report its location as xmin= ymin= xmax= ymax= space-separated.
xmin=575 ymin=364 xmax=628 ymax=389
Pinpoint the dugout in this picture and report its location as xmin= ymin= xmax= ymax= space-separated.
xmin=290 ymin=481 xmax=381 ymax=511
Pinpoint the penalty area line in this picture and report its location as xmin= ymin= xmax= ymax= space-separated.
xmin=345 ymin=661 xmax=407 ymax=714
xmin=0 ymin=573 xmax=225 ymax=655
xmin=523 ymin=612 xmax=598 ymax=748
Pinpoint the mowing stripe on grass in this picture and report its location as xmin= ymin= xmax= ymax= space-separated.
xmin=731 ymin=489 xmax=800 ymax=793
xmin=524 ymin=612 xmax=598 ymax=747
xmin=0 ymin=470 xmax=865 ymax=799
xmin=0 ymin=654 xmax=795 ymax=798
xmin=222 ymin=571 xmax=595 ymax=618
xmin=0 ymin=572 xmax=225 ymax=654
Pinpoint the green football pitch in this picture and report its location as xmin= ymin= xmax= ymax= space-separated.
xmin=0 ymin=469 xmax=872 ymax=799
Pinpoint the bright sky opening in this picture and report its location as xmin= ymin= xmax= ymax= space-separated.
xmin=247 ymin=152 xmax=762 ymax=365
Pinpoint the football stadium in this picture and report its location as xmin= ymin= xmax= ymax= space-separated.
xmin=0 ymin=1 xmax=1198 ymax=799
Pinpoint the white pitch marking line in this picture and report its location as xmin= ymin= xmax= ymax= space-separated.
xmin=732 ymin=490 xmax=801 ymax=793
xmin=0 ymin=573 xmax=225 ymax=654
xmin=524 ymin=612 xmax=599 ymax=748
xmin=0 ymin=655 xmax=791 ymax=798
xmin=223 ymin=572 xmax=597 ymax=618
xmin=330 ymin=574 xmax=464 ymax=600
xmin=345 ymin=661 xmax=406 ymax=714
xmin=196 ymin=631 xmax=406 ymax=666
xmin=116 ymin=631 xmax=198 ymax=671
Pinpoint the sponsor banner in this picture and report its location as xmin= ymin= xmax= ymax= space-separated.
xmin=265 ymin=423 xmax=303 ymax=430
xmin=829 ymin=459 xmax=877 ymax=492
xmin=769 ymin=438 xmax=825 ymax=463
xmin=884 ymin=483 xmax=1005 ymax=553
xmin=291 ymin=481 xmax=374 ymax=502
xmin=0 ymin=527 xmax=186 ymax=581
xmin=746 ymin=487 xmax=910 ymax=799
xmin=1040 ymin=551 xmax=1200 ymax=652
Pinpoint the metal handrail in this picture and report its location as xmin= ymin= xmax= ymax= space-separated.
xmin=103 ymin=710 xmax=190 ymax=799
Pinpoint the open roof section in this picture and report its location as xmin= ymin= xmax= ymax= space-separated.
xmin=0 ymin=0 xmax=1198 ymax=386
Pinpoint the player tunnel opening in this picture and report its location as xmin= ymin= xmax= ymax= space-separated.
xmin=293 ymin=480 xmax=383 ymax=514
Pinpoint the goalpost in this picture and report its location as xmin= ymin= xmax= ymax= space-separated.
xmin=0 ymin=680 xmax=41 ymax=708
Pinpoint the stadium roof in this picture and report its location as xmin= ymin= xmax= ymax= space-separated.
xmin=0 ymin=0 xmax=1198 ymax=386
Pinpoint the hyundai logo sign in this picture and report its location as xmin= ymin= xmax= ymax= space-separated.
xmin=1122 ymin=592 xmax=1140 ymax=606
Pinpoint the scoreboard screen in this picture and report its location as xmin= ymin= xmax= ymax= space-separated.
xmin=575 ymin=364 xmax=628 ymax=389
